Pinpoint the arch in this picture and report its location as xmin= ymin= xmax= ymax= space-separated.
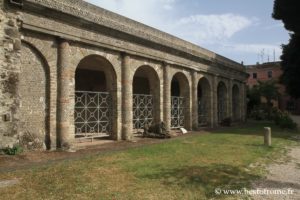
xmin=197 ymin=77 xmax=211 ymax=127
xmin=232 ymin=84 xmax=240 ymax=121
xmin=217 ymin=81 xmax=228 ymax=123
xmin=75 ymin=54 xmax=118 ymax=139
xmin=171 ymin=72 xmax=190 ymax=129
xmin=132 ymin=65 xmax=160 ymax=130
xmin=20 ymin=41 xmax=50 ymax=148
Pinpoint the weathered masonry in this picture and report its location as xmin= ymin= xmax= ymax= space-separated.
xmin=0 ymin=0 xmax=248 ymax=150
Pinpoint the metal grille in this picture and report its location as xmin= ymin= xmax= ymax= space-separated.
xmin=171 ymin=96 xmax=185 ymax=128
xmin=75 ymin=91 xmax=111 ymax=137
xmin=133 ymin=94 xmax=153 ymax=129
xmin=198 ymin=99 xmax=208 ymax=126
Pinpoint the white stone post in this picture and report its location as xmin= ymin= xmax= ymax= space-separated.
xmin=264 ymin=127 xmax=271 ymax=146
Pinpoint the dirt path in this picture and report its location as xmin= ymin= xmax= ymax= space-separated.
xmin=291 ymin=115 xmax=300 ymax=127
xmin=251 ymin=146 xmax=300 ymax=200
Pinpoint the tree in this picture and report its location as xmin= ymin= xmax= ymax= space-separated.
xmin=257 ymin=80 xmax=279 ymax=111
xmin=247 ymin=81 xmax=279 ymax=118
xmin=247 ymin=85 xmax=261 ymax=114
xmin=273 ymin=0 xmax=300 ymax=98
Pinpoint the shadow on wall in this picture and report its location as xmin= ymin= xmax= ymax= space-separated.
xmin=139 ymin=164 xmax=260 ymax=199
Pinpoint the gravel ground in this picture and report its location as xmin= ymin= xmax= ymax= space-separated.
xmin=251 ymin=146 xmax=300 ymax=200
xmin=291 ymin=115 xmax=300 ymax=127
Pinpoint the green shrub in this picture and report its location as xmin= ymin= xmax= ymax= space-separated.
xmin=271 ymin=108 xmax=283 ymax=125
xmin=278 ymin=113 xmax=297 ymax=130
xmin=270 ymin=108 xmax=297 ymax=130
xmin=3 ymin=145 xmax=23 ymax=155
xmin=250 ymin=108 xmax=267 ymax=120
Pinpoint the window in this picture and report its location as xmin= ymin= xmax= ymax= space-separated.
xmin=268 ymin=71 xmax=273 ymax=78
xmin=253 ymin=73 xmax=257 ymax=79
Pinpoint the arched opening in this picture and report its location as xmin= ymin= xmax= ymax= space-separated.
xmin=132 ymin=65 xmax=160 ymax=131
xmin=217 ymin=81 xmax=227 ymax=123
xmin=232 ymin=84 xmax=240 ymax=121
xmin=171 ymin=72 xmax=190 ymax=129
xmin=197 ymin=77 xmax=211 ymax=127
xmin=75 ymin=55 xmax=117 ymax=140
xmin=20 ymin=42 xmax=50 ymax=148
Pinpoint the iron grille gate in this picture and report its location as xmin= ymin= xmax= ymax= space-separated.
xmin=198 ymin=99 xmax=208 ymax=127
xmin=133 ymin=94 xmax=153 ymax=129
xmin=75 ymin=91 xmax=112 ymax=138
xmin=171 ymin=96 xmax=185 ymax=128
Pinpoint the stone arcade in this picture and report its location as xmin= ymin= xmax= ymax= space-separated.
xmin=0 ymin=0 xmax=248 ymax=150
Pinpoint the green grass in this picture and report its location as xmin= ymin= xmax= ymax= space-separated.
xmin=0 ymin=121 xmax=298 ymax=200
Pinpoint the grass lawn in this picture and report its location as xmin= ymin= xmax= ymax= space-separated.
xmin=0 ymin=121 xmax=298 ymax=200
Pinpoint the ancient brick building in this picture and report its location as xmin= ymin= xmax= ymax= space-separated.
xmin=247 ymin=62 xmax=300 ymax=114
xmin=0 ymin=0 xmax=248 ymax=150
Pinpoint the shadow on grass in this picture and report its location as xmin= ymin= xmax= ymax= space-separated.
xmin=211 ymin=120 xmax=299 ymax=140
xmin=140 ymin=164 xmax=260 ymax=199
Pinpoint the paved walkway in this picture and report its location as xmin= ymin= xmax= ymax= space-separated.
xmin=251 ymin=146 xmax=300 ymax=200
xmin=291 ymin=115 xmax=300 ymax=127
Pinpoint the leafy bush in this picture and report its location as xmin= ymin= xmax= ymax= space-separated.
xmin=249 ymin=106 xmax=268 ymax=120
xmin=3 ymin=145 xmax=23 ymax=155
xmin=271 ymin=108 xmax=297 ymax=130
xmin=278 ymin=113 xmax=297 ymax=130
xmin=221 ymin=117 xmax=231 ymax=127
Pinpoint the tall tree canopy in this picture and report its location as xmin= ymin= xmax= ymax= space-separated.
xmin=273 ymin=0 xmax=300 ymax=98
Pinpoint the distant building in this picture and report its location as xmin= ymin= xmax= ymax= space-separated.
xmin=246 ymin=62 xmax=300 ymax=114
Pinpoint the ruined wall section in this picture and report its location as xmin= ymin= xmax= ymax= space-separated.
xmin=0 ymin=2 xmax=22 ymax=148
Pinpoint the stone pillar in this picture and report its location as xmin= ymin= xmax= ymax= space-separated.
xmin=243 ymin=83 xmax=247 ymax=122
xmin=57 ymin=39 xmax=74 ymax=150
xmin=228 ymin=79 xmax=233 ymax=119
xmin=191 ymin=71 xmax=198 ymax=130
xmin=239 ymin=82 xmax=243 ymax=121
xmin=121 ymin=53 xmax=133 ymax=140
xmin=212 ymin=75 xmax=219 ymax=127
xmin=163 ymin=64 xmax=171 ymax=131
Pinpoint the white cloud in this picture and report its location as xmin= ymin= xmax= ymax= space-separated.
xmin=85 ymin=0 xmax=175 ymax=29
xmin=172 ymin=14 xmax=255 ymax=44
xmin=84 ymin=0 xmax=283 ymax=64
xmin=218 ymin=43 xmax=283 ymax=63
xmin=221 ymin=43 xmax=281 ymax=54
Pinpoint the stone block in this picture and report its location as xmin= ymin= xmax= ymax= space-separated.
xmin=5 ymin=27 xmax=19 ymax=38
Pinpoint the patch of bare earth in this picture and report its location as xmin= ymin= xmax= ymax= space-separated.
xmin=251 ymin=146 xmax=300 ymax=200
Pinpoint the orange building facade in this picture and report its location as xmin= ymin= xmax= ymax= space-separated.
xmin=246 ymin=62 xmax=300 ymax=115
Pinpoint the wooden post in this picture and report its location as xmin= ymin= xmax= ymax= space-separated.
xmin=264 ymin=127 xmax=271 ymax=146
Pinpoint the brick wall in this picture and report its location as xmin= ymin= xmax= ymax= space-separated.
xmin=0 ymin=2 xmax=22 ymax=148
xmin=19 ymin=43 xmax=47 ymax=142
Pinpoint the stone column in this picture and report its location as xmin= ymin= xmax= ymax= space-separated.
xmin=163 ymin=64 xmax=171 ymax=131
xmin=212 ymin=75 xmax=219 ymax=127
xmin=57 ymin=39 xmax=74 ymax=150
xmin=228 ymin=79 xmax=233 ymax=119
xmin=191 ymin=71 xmax=198 ymax=130
xmin=121 ymin=53 xmax=133 ymax=140
xmin=242 ymin=83 xmax=247 ymax=122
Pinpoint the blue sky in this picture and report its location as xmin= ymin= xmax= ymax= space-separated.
xmin=85 ymin=0 xmax=289 ymax=65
